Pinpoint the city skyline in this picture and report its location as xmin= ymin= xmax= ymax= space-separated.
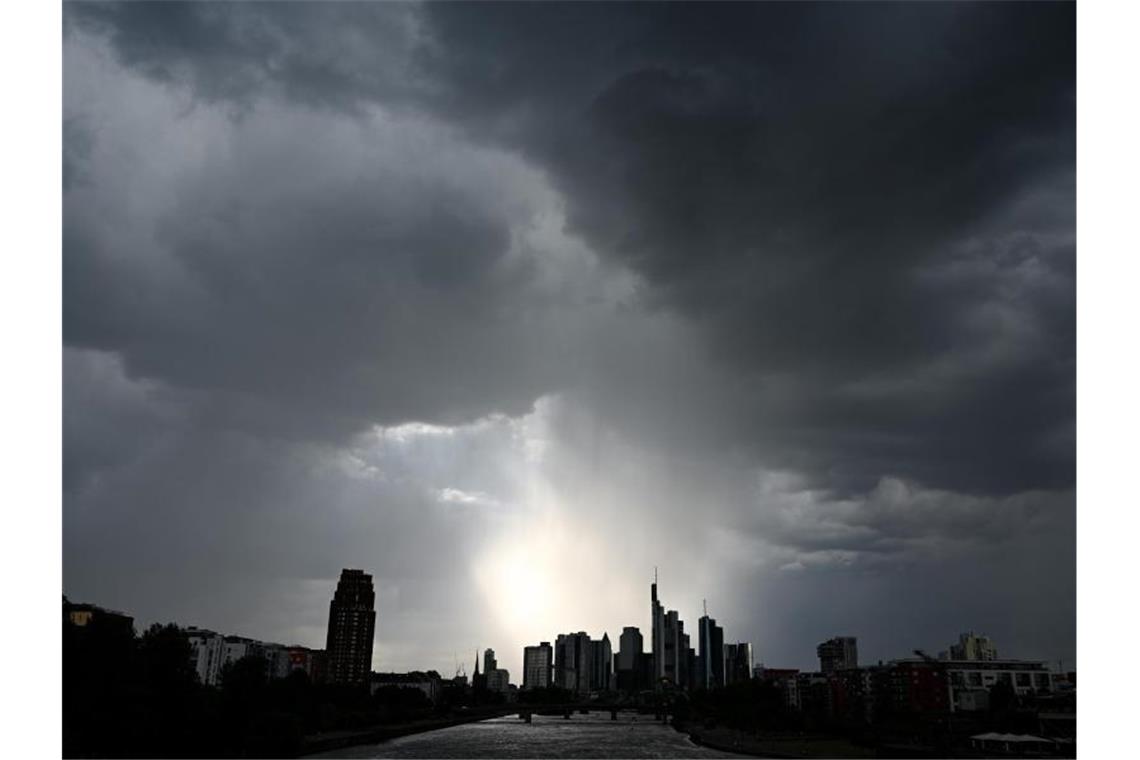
xmin=63 ymin=0 xmax=1075 ymax=687
xmin=63 ymin=567 xmax=1067 ymax=683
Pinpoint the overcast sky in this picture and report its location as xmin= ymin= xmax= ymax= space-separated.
xmin=62 ymin=1 xmax=1074 ymax=677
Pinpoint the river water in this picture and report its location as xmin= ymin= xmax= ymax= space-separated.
xmin=313 ymin=711 xmax=739 ymax=758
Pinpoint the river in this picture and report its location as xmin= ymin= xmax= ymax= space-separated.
xmin=311 ymin=711 xmax=740 ymax=758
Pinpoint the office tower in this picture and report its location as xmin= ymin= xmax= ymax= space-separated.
xmin=523 ymin=642 xmax=553 ymax=689
xmin=651 ymin=574 xmax=665 ymax=684
xmin=678 ymin=627 xmax=692 ymax=689
xmin=325 ymin=569 xmax=376 ymax=684
xmin=948 ymin=632 xmax=998 ymax=661
xmin=555 ymin=632 xmax=594 ymax=694
xmin=590 ymin=633 xmax=612 ymax=691
xmin=817 ymin=636 xmax=858 ymax=673
xmin=484 ymin=648 xmax=497 ymax=674
xmin=616 ymin=627 xmax=643 ymax=693
xmin=650 ymin=575 xmax=690 ymax=689
xmin=617 ymin=627 xmax=643 ymax=671
xmin=698 ymin=613 xmax=725 ymax=689
xmin=617 ymin=627 xmax=642 ymax=672
xmin=663 ymin=610 xmax=683 ymax=685
xmin=724 ymin=642 xmax=754 ymax=685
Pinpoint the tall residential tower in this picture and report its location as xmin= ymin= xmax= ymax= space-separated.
xmin=325 ymin=569 xmax=376 ymax=684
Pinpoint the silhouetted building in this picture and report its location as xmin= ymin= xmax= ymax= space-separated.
xmin=817 ymin=636 xmax=857 ymax=673
xmin=617 ymin=627 xmax=642 ymax=671
xmin=486 ymin=667 xmax=510 ymax=694
xmin=325 ymin=569 xmax=376 ymax=684
xmin=698 ymin=614 xmax=724 ymax=689
xmin=472 ymin=650 xmax=486 ymax=695
xmin=724 ymin=642 xmax=753 ymax=685
xmin=662 ymin=609 xmax=686 ymax=687
xmin=64 ymin=599 xmax=134 ymax=636
xmin=483 ymin=648 xmax=497 ymax=674
xmin=755 ymin=667 xmax=801 ymax=710
xmin=371 ymin=671 xmax=442 ymax=703
xmin=591 ymin=633 xmax=613 ymax=691
xmin=651 ymin=575 xmax=666 ymax=686
xmin=555 ymin=632 xmax=593 ymax=694
xmin=616 ymin=627 xmax=643 ymax=693
xmin=523 ymin=642 xmax=553 ymax=689
xmin=287 ymin=646 xmax=326 ymax=684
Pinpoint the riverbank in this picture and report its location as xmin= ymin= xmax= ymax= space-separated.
xmin=301 ymin=707 xmax=516 ymax=756
xmin=679 ymin=722 xmax=877 ymax=759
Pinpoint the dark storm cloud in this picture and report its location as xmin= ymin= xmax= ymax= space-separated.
xmin=68 ymin=1 xmax=1075 ymax=496
xmin=63 ymin=2 xmax=1075 ymax=670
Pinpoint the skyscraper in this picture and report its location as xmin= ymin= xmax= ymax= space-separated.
xmin=555 ymin=631 xmax=595 ymax=695
xmin=616 ymin=627 xmax=643 ymax=693
xmin=817 ymin=636 xmax=858 ymax=673
xmin=590 ymin=633 xmax=613 ymax=691
xmin=325 ymin=569 xmax=376 ymax=684
xmin=523 ymin=642 xmax=553 ymax=690
xmin=698 ymin=613 xmax=725 ymax=689
xmin=617 ymin=626 xmax=642 ymax=672
xmin=650 ymin=574 xmax=689 ymax=689
xmin=651 ymin=573 xmax=665 ymax=685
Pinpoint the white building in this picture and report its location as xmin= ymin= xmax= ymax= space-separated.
xmin=187 ymin=629 xmax=298 ymax=686
xmin=187 ymin=628 xmax=227 ymax=686
xmin=944 ymin=659 xmax=1055 ymax=712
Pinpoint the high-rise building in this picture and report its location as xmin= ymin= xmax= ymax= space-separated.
xmin=948 ymin=632 xmax=998 ymax=661
xmin=698 ymin=614 xmax=725 ymax=689
xmin=555 ymin=631 xmax=594 ymax=694
xmin=724 ymin=642 xmax=754 ymax=685
xmin=523 ymin=642 xmax=553 ymax=690
xmin=326 ymin=569 xmax=376 ymax=684
xmin=484 ymin=648 xmax=498 ymax=674
xmin=817 ymin=636 xmax=858 ymax=673
xmin=590 ymin=633 xmax=613 ymax=691
xmin=616 ymin=627 xmax=644 ymax=693
xmin=663 ymin=610 xmax=680 ymax=685
xmin=617 ymin=627 xmax=642 ymax=672
xmin=650 ymin=575 xmax=691 ymax=689
xmin=651 ymin=574 xmax=665 ymax=685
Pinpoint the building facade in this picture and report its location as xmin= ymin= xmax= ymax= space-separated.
xmin=325 ymin=568 xmax=376 ymax=684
